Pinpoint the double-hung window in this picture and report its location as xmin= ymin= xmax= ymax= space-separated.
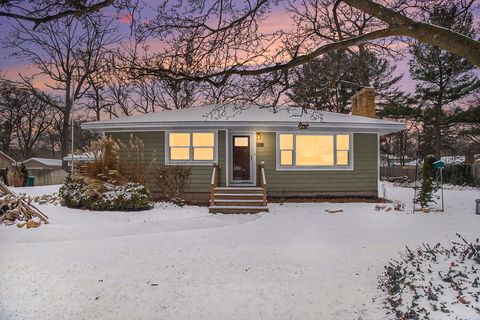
xmin=277 ymin=133 xmax=352 ymax=169
xmin=167 ymin=131 xmax=216 ymax=164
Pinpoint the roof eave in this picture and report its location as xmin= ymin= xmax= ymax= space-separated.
xmin=82 ymin=120 xmax=405 ymax=133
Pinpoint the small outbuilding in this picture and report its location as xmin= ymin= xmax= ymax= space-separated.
xmin=23 ymin=158 xmax=66 ymax=186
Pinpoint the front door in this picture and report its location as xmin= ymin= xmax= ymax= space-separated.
xmin=232 ymin=135 xmax=251 ymax=182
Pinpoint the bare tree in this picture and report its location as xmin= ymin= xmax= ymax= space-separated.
xmin=0 ymin=80 xmax=21 ymax=152
xmin=14 ymin=92 xmax=53 ymax=159
xmin=0 ymin=0 xmax=120 ymax=29
xmin=126 ymin=0 xmax=480 ymax=88
xmin=82 ymin=74 xmax=115 ymax=120
xmin=6 ymin=15 xmax=118 ymax=156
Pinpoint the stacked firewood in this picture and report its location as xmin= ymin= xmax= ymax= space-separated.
xmin=0 ymin=181 xmax=49 ymax=228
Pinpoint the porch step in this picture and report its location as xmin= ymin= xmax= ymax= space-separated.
xmin=214 ymin=193 xmax=264 ymax=200
xmin=214 ymin=187 xmax=263 ymax=194
xmin=209 ymin=206 xmax=269 ymax=214
xmin=211 ymin=199 xmax=265 ymax=206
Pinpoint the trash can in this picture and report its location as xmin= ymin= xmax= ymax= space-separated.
xmin=26 ymin=176 xmax=35 ymax=187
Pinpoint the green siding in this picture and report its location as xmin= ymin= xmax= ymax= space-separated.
xmin=108 ymin=130 xmax=377 ymax=196
xmin=109 ymin=130 xmax=226 ymax=194
xmin=256 ymin=132 xmax=378 ymax=194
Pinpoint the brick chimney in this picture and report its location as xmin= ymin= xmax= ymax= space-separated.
xmin=351 ymin=87 xmax=376 ymax=118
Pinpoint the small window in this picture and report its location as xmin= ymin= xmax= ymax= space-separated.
xmin=168 ymin=132 xmax=216 ymax=163
xmin=170 ymin=133 xmax=190 ymax=160
xmin=279 ymin=134 xmax=293 ymax=166
xmin=234 ymin=137 xmax=249 ymax=147
xmin=193 ymin=133 xmax=214 ymax=161
xmin=336 ymin=135 xmax=350 ymax=166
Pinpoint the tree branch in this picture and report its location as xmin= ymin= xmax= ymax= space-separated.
xmin=0 ymin=0 xmax=114 ymax=29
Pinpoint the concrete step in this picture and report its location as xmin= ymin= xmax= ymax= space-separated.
xmin=209 ymin=206 xmax=269 ymax=214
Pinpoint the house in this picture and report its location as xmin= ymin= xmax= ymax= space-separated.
xmin=0 ymin=151 xmax=15 ymax=172
xmin=82 ymin=88 xmax=405 ymax=213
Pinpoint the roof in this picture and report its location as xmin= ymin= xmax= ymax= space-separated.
xmin=82 ymin=104 xmax=405 ymax=134
xmin=63 ymin=153 xmax=96 ymax=162
xmin=23 ymin=157 xmax=63 ymax=167
xmin=0 ymin=151 xmax=16 ymax=163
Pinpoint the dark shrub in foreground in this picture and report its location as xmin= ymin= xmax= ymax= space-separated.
xmin=60 ymin=177 xmax=151 ymax=211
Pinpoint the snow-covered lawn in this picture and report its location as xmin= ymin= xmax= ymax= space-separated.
xmin=0 ymin=182 xmax=478 ymax=320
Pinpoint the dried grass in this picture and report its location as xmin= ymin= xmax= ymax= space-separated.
xmin=78 ymin=135 xmax=155 ymax=186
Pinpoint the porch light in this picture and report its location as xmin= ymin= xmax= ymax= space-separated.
xmin=298 ymin=122 xmax=309 ymax=130
xmin=256 ymin=132 xmax=262 ymax=141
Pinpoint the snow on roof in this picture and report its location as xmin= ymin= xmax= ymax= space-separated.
xmin=82 ymin=104 xmax=405 ymax=134
xmin=24 ymin=157 xmax=63 ymax=167
xmin=63 ymin=153 xmax=96 ymax=161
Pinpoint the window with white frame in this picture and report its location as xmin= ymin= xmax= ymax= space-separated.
xmin=168 ymin=132 xmax=215 ymax=163
xmin=277 ymin=133 xmax=352 ymax=169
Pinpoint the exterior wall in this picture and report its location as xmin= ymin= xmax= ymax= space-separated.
xmin=109 ymin=130 xmax=378 ymax=202
xmin=109 ymin=130 xmax=226 ymax=202
xmin=28 ymin=168 xmax=67 ymax=186
xmin=256 ymin=132 xmax=378 ymax=197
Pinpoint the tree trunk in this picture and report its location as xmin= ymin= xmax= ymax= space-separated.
xmin=434 ymin=104 xmax=442 ymax=159
xmin=61 ymin=104 xmax=71 ymax=158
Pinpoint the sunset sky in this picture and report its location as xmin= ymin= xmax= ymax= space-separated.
xmin=0 ymin=2 xmax=478 ymax=95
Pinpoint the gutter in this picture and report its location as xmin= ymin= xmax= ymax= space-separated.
xmin=81 ymin=120 xmax=406 ymax=134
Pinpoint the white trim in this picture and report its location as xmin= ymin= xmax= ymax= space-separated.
xmin=275 ymin=132 xmax=354 ymax=171
xmin=228 ymin=131 xmax=256 ymax=185
xmin=377 ymin=133 xmax=380 ymax=198
xmin=85 ymin=121 xmax=405 ymax=135
xmin=164 ymin=129 xmax=218 ymax=166
xmin=225 ymin=129 xmax=229 ymax=186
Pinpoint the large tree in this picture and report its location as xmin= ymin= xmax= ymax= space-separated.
xmin=409 ymin=4 xmax=480 ymax=158
xmin=124 ymin=0 xmax=480 ymax=89
xmin=2 ymin=0 xmax=480 ymax=77
xmin=6 ymin=15 xmax=118 ymax=157
xmin=287 ymin=50 xmax=401 ymax=113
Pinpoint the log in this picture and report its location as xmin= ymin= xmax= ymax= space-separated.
xmin=0 ymin=181 xmax=49 ymax=224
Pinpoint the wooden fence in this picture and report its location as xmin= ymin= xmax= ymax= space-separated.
xmin=470 ymin=164 xmax=480 ymax=181
xmin=27 ymin=168 xmax=67 ymax=186
xmin=380 ymin=166 xmax=417 ymax=182
xmin=381 ymin=163 xmax=480 ymax=183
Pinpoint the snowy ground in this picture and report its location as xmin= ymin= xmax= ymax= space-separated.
xmin=0 ymin=182 xmax=479 ymax=320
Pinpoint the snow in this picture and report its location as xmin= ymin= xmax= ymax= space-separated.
xmin=0 ymin=182 xmax=479 ymax=320
xmin=82 ymin=104 xmax=405 ymax=134
xmin=23 ymin=157 xmax=63 ymax=167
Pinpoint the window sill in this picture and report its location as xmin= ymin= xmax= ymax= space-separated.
xmin=166 ymin=161 xmax=216 ymax=166
xmin=276 ymin=166 xmax=354 ymax=171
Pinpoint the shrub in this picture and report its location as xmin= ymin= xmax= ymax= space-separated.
xmin=443 ymin=163 xmax=479 ymax=186
xmin=60 ymin=176 xmax=151 ymax=211
xmin=378 ymin=234 xmax=480 ymax=319
xmin=416 ymin=155 xmax=437 ymax=207
xmin=79 ymin=135 xmax=155 ymax=185
xmin=153 ymin=166 xmax=191 ymax=205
